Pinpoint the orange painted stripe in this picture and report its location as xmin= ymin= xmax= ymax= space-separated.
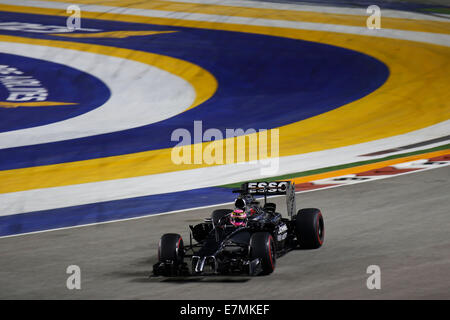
xmin=290 ymin=149 xmax=449 ymax=184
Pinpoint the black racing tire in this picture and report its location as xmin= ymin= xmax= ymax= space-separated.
xmin=211 ymin=209 xmax=233 ymax=226
xmin=158 ymin=233 xmax=184 ymax=264
xmin=295 ymin=208 xmax=324 ymax=249
xmin=249 ymin=232 xmax=276 ymax=275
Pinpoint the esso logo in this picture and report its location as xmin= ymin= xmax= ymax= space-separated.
xmin=247 ymin=181 xmax=288 ymax=193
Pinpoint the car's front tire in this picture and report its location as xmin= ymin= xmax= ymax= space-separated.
xmin=249 ymin=232 xmax=276 ymax=275
xmin=295 ymin=208 xmax=324 ymax=249
xmin=158 ymin=233 xmax=184 ymax=264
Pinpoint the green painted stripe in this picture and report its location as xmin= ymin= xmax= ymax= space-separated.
xmin=421 ymin=8 xmax=450 ymax=14
xmin=219 ymin=143 xmax=450 ymax=188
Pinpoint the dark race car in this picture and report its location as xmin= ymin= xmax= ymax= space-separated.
xmin=152 ymin=181 xmax=324 ymax=276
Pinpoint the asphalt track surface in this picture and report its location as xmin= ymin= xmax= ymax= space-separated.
xmin=1 ymin=166 xmax=448 ymax=300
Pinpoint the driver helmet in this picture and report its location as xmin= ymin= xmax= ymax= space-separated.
xmin=230 ymin=209 xmax=247 ymax=227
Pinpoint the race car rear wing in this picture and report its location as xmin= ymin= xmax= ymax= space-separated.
xmin=237 ymin=181 xmax=296 ymax=218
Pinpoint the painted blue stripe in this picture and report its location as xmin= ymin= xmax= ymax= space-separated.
xmin=0 ymin=187 xmax=237 ymax=237
xmin=0 ymin=52 xmax=110 ymax=132
xmin=0 ymin=11 xmax=389 ymax=170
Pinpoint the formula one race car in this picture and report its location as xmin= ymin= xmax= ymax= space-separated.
xmin=152 ymin=181 xmax=324 ymax=276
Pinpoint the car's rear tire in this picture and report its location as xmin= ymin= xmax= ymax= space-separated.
xmin=211 ymin=209 xmax=233 ymax=225
xmin=249 ymin=232 xmax=276 ymax=275
xmin=158 ymin=233 xmax=184 ymax=264
xmin=295 ymin=208 xmax=324 ymax=249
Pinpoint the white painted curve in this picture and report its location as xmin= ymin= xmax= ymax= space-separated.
xmin=0 ymin=41 xmax=196 ymax=149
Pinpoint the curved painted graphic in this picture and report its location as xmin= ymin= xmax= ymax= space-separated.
xmin=0 ymin=10 xmax=389 ymax=170
xmin=0 ymin=39 xmax=210 ymax=150
xmin=0 ymin=52 xmax=110 ymax=132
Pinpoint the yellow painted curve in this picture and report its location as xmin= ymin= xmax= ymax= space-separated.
xmin=51 ymin=30 xmax=178 ymax=38
xmin=0 ymin=101 xmax=78 ymax=108
xmin=0 ymin=34 xmax=217 ymax=113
